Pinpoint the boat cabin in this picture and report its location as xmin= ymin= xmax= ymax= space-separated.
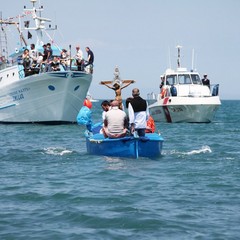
xmin=161 ymin=68 xmax=213 ymax=97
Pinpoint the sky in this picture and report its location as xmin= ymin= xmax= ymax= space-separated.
xmin=1 ymin=0 xmax=240 ymax=100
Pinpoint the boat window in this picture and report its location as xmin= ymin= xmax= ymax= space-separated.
xmin=191 ymin=74 xmax=201 ymax=84
xmin=178 ymin=74 xmax=192 ymax=84
xmin=166 ymin=75 xmax=177 ymax=85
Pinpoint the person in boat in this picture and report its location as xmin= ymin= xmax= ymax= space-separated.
xmin=77 ymin=99 xmax=93 ymax=132
xmin=102 ymin=100 xmax=128 ymax=138
xmin=84 ymin=47 xmax=94 ymax=73
xmin=50 ymin=56 xmax=60 ymax=71
xmin=37 ymin=52 xmax=43 ymax=64
xmin=22 ymin=48 xmax=31 ymax=75
xmin=42 ymin=44 xmax=48 ymax=62
xmin=75 ymin=45 xmax=84 ymax=71
xmin=202 ymin=74 xmax=210 ymax=88
xmin=128 ymin=88 xmax=149 ymax=137
xmin=29 ymin=43 xmax=38 ymax=67
xmin=101 ymin=100 xmax=111 ymax=121
xmin=41 ymin=44 xmax=49 ymax=72
xmin=46 ymin=43 xmax=53 ymax=62
xmin=100 ymin=80 xmax=135 ymax=110
xmin=159 ymin=75 xmax=169 ymax=89
xmin=85 ymin=47 xmax=94 ymax=65
xmin=60 ymin=49 xmax=70 ymax=69
xmin=125 ymin=97 xmax=133 ymax=109
xmin=159 ymin=75 xmax=170 ymax=98
xmin=126 ymin=97 xmax=155 ymax=133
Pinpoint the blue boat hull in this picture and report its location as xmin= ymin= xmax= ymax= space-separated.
xmin=85 ymin=133 xmax=164 ymax=158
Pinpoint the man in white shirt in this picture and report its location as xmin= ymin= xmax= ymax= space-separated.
xmin=128 ymin=88 xmax=149 ymax=137
xmin=75 ymin=45 xmax=84 ymax=71
xmin=29 ymin=43 xmax=38 ymax=66
xmin=103 ymin=100 xmax=128 ymax=138
xmin=101 ymin=100 xmax=111 ymax=121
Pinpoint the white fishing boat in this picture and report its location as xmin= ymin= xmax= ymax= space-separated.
xmin=148 ymin=46 xmax=221 ymax=123
xmin=0 ymin=0 xmax=92 ymax=124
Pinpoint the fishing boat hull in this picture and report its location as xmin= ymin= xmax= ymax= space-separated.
xmin=0 ymin=1 xmax=93 ymax=124
xmin=149 ymin=95 xmax=221 ymax=123
xmin=0 ymin=67 xmax=92 ymax=123
xmin=85 ymin=133 xmax=164 ymax=159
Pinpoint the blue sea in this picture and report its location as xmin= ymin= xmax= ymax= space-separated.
xmin=0 ymin=100 xmax=239 ymax=240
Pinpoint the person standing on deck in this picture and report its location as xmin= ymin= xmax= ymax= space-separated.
xmin=85 ymin=47 xmax=94 ymax=66
xmin=75 ymin=45 xmax=84 ymax=71
xmin=46 ymin=43 xmax=53 ymax=62
xmin=202 ymin=74 xmax=210 ymax=88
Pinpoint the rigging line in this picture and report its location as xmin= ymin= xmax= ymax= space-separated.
xmin=43 ymin=29 xmax=61 ymax=51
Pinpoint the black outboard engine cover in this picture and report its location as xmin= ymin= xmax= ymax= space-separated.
xmin=212 ymin=84 xmax=219 ymax=96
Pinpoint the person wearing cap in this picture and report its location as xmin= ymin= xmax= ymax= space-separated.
xmin=77 ymin=99 xmax=92 ymax=131
xmin=102 ymin=100 xmax=128 ymax=138
xmin=128 ymin=88 xmax=149 ymax=137
xmin=202 ymin=74 xmax=210 ymax=88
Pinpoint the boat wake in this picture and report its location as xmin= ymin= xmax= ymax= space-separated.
xmin=43 ymin=147 xmax=73 ymax=156
xmin=163 ymin=145 xmax=212 ymax=156
xmin=185 ymin=145 xmax=212 ymax=155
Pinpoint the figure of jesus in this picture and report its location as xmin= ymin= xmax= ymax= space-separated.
xmin=100 ymin=66 xmax=135 ymax=110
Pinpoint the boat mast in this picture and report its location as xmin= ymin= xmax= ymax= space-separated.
xmin=176 ymin=45 xmax=182 ymax=68
xmin=191 ymin=48 xmax=194 ymax=71
xmin=0 ymin=12 xmax=7 ymax=64
xmin=24 ymin=0 xmax=51 ymax=47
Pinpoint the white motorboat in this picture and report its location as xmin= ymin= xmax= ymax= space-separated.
xmin=0 ymin=0 xmax=92 ymax=124
xmin=86 ymin=92 xmax=99 ymax=103
xmin=148 ymin=46 xmax=221 ymax=123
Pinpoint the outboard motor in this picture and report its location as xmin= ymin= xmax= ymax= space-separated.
xmin=212 ymin=84 xmax=219 ymax=96
xmin=170 ymin=85 xmax=177 ymax=96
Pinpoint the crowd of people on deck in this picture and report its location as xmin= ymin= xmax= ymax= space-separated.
xmin=21 ymin=43 xmax=94 ymax=76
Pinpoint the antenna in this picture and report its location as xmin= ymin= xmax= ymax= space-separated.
xmin=191 ymin=48 xmax=194 ymax=71
xmin=176 ymin=45 xmax=182 ymax=68
xmin=30 ymin=0 xmax=37 ymax=7
xmin=168 ymin=46 xmax=171 ymax=69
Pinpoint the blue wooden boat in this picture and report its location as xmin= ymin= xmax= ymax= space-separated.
xmin=85 ymin=131 xmax=164 ymax=159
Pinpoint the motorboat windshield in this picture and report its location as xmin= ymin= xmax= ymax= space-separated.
xmin=165 ymin=73 xmax=201 ymax=85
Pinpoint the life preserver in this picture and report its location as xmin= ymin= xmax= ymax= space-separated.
xmin=145 ymin=115 xmax=155 ymax=133
xmin=161 ymin=87 xmax=167 ymax=99
xmin=84 ymin=99 xmax=92 ymax=109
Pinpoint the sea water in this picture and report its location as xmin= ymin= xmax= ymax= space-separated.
xmin=0 ymin=100 xmax=239 ymax=239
